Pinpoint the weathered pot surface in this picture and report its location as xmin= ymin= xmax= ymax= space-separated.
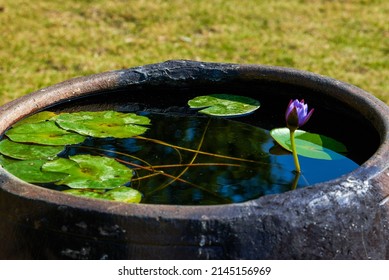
xmin=0 ymin=60 xmax=389 ymax=259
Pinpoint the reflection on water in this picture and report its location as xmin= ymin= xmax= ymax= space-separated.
xmin=60 ymin=112 xmax=359 ymax=205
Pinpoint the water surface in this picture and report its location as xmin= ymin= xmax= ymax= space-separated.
xmin=62 ymin=112 xmax=359 ymax=205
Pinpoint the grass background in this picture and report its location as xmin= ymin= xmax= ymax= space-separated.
xmin=0 ymin=0 xmax=388 ymax=105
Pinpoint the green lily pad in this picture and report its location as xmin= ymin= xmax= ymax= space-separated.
xmin=63 ymin=186 xmax=142 ymax=203
xmin=0 ymin=155 xmax=16 ymax=167
xmin=0 ymin=157 xmax=66 ymax=183
xmin=188 ymin=94 xmax=260 ymax=116
xmin=13 ymin=111 xmax=57 ymax=126
xmin=62 ymin=189 xmax=105 ymax=200
xmin=103 ymin=186 xmax=142 ymax=203
xmin=5 ymin=121 xmax=87 ymax=146
xmin=42 ymin=155 xmax=133 ymax=189
xmin=270 ymin=128 xmax=347 ymax=160
xmin=0 ymin=139 xmax=65 ymax=160
xmin=55 ymin=111 xmax=151 ymax=138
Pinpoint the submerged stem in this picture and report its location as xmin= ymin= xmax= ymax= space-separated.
xmin=113 ymin=155 xmax=231 ymax=203
xmin=148 ymin=119 xmax=211 ymax=194
xmin=142 ymin=162 xmax=241 ymax=169
xmin=291 ymin=171 xmax=300 ymax=190
xmin=134 ymin=135 xmax=261 ymax=164
xmin=81 ymin=140 xmax=235 ymax=203
xmin=79 ymin=146 xmax=156 ymax=171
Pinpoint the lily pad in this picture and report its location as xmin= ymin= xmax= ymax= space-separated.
xmin=103 ymin=186 xmax=142 ymax=203
xmin=0 ymin=139 xmax=65 ymax=160
xmin=270 ymin=128 xmax=348 ymax=160
xmin=188 ymin=94 xmax=260 ymax=116
xmin=62 ymin=189 xmax=105 ymax=200
xmin=5 ymin=121 xmax=87 ymax=145
xmin=13 ymin=111 xmax=57 ymax=126
xmin=0 ymin=155 xmax=16 ymax=167
xmin=63 ymin=186 xmax=142 ymax=203
xmin=55 ymin=111 xmax=151 ymax=138
xmin=42 ymin=155 xmax=133 ymax=189
xmin=0 ymin=157 xmax=66 ymax=183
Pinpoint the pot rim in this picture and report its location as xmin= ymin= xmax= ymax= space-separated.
xmin=1 ymin=60 xmax=388 ymax=217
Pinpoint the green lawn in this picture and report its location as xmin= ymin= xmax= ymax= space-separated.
xmin=0 ymin=0 xmax=388 ymax=105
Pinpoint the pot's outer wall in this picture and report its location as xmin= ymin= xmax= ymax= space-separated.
xmin=0 ymin=60 xmax=389 ymax=259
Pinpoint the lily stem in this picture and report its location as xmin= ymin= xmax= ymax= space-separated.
xmin=291 ymin=171 xmax=301 ymax=190
xmin=289 ymin=129 xmax=301 ymax=173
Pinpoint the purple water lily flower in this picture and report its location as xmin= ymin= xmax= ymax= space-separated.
xmin=285 ymin=99 xmax=314 ymax=130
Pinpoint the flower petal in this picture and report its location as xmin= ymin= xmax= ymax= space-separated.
xmin=285 ymin=99 xmax=314 ymax=129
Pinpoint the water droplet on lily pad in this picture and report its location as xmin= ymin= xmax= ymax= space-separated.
xmin=55 ymin=111 xmax=151 ymax=138
xmin=0 ymin=139 xmax=65 ymax=160
xmin=188 ymin=94 xmax=260 ymax=116
xmin=42 ymin=155 xmax=133 ymax=189
xmin=5 ymin=121 xmax=87 ymax=146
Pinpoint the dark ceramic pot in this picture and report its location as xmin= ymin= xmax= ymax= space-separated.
xmin=1 ymin=60 xmax=388 ymax=259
